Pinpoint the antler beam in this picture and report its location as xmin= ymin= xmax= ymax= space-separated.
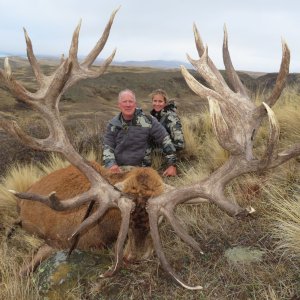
xmin=145 ymin=25 xmax=298 ymax=289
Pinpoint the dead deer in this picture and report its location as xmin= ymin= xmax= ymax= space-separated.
xmin=17 ymin=161 xmax=163 ymax=275
xmin=0 ymin=6 xmax=299 ymax=289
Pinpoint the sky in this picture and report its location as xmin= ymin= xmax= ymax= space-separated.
xmin=0 ymin=0 xmax=299 ymax=72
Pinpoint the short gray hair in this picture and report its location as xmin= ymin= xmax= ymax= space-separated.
xmin=118 ymin=89 xmax=136 ymax=102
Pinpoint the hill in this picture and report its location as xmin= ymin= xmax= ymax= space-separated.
xmin=0 ymin=56 xmax=299 ymax=175
xmin=1 ymin=56 xmax=299 ymax=119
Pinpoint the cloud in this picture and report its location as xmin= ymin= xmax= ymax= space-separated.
xmin=0 ymin=0 xmax=299 ymax=72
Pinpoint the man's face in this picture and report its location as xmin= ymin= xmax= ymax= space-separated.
xmin=152 ymin=94 xmax=166 ymax=112
xmin=118 ymin=92 xmax=137 ymax=120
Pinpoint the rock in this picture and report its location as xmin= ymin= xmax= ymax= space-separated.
xmin=224 ymin=246 xmax=265 ymax=265
xmin=35 ymin=249 xmax=112 ymax=299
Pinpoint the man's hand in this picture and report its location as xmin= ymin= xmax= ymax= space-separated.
xmin=163 ymin=165 xmax=177 ymax=177
xmin=109 ymin=164 xmax=122 ymax=173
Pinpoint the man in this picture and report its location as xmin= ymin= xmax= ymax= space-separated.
xmin=103 ymin=89 xmax=177 ymax=176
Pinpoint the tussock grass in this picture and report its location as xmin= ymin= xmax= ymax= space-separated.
xmin=0 ymin=87 xmax=299 ymax=299
xmin=0 ymin=163 xmax=42 ymax=222
xmin=38 ymin=152 xmax=70 ymax=174
xmin=0 ymin=244 xmax=40 ymax=300
xmin=39 ymin=149 xmax=100 ymax=175
xmin=2 ymin=163 xmax=42 ymax=192
xmin=199 ymin=135 xmax=229 ymax=172
xmin=180 ymin=114 xmax=203 ymax=159
xmin=253 ymin=87 xmax=300 ymax=151
xmin=183 ymin=110 xmax=229 ymax=171
xmin=264 ymin=184 xmax=300 ymax=259
xmin=150 ymin=148 xmax=164 ymax=171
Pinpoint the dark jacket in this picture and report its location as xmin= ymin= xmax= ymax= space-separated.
xmin=103 ymin=108 xmax=176 ymax=168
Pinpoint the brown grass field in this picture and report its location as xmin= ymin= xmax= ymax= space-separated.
xmin=0 ymin=58 xmax=299 ymax=299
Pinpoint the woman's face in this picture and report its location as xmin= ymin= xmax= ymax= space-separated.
xmin=152 ymin=94 xmax=166 ymax=112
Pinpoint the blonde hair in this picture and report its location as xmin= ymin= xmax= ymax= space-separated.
xmin=150 ymin=89 xmax=168 ymax=103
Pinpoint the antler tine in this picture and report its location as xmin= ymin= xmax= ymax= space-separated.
xmin=272 ymin=143 xmax=300 ymax=168
xmin=68 ymin=19 xmax=82 ymax=68
xmin=222 ymin=25 xmax=249 ymax=98
xmin=70 ymin=200 xmax=113 ymax=238
xmin=180 ymin=65 xmax=222 ymax=101
xmin=82 ymin=7 xmax=120 ymax=68
xmin=187 ymin=45 xmax=231 ymax=97
xmin=193 ymin=23 xmax=225 ymax=84
xmin=265 ymin=40 xmax=290 ymax=108
xmin=258 ymin=103 xmax=280 ymax=170
xmin=9 ymin=188 xmax=99 ymax=211
xmin=88 ymin=48 xmax=117 ymax=79
xmin=163 ymin=209 xmax=204 ymax=253
xmin=145 ymin=187 xmax=214 ymax=289
xmin=0 ymin=58 xmax=35 ymax=105
xmin=193 ymin=23 xmax=205 ymax=56
xmin=69 ymin=196 xmax=134 ymax=278
xmin=255 ymin=40 xmax=290 ymax=119
xmin=101 ymin=197 xmax=134 ymax=277
xmin=0 ymin=10 xmax=121 ymax=213
xmin=0 ymin=119 xmax=52 ymax=151
xmin=23 ymin=28 xmax=43 ymax=84
xmin=147 ymin=206 xmax=203 ymax=290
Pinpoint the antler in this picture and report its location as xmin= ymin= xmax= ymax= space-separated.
xmin=0 ymin=7 xmax=136 ymax=278
xmin=0 ymin=10 xmax=121 ymax=189
xmin=0 ymin=9 xmax=204 ymax=290
xmin=145 ymin=25 xmax=300 ymax=289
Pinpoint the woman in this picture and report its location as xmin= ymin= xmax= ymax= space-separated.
xmin=150 ymin=89 xmax=185 ymax=151
xmin=149 ymin=89 xmax=185 ymax=177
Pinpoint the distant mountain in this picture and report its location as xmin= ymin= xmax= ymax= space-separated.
xmin=0 ymin=53 xmax=192 ymax=70
xmin=112 ymin=60 xmax=192 ymax=69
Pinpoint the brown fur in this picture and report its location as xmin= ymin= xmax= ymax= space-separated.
xmin=18 ymin=162 xmax=164 ymax=272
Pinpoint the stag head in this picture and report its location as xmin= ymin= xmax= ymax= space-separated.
xmin=0 ymin=10 xmax=299 ymax=290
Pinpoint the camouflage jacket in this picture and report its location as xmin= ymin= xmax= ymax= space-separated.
xmin=103 ymin=108 xmax=177 ymax=168
xmin=150 ymin=101 xmax=185 ymax=150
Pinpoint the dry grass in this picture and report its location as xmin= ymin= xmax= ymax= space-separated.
xmin=0 ymin=162 xmax=45 ymax=291
xmin=39 ymin=149 xmax=100 ymax=175
xmin=180 ymin=114 xmax=203 ymax=160
xmin=253 ymin=87 xmax=300 ymax=151
xmin=264 ymin=183 xmax=300 ymax=259
xmin=0 ymin=163 xmax=42 ymax=227
xmin=0 ymin=245 xmax=40 ymax=300
xmin=181 ymin=113 xmax=228 ymax=174
xmin=0 ymin=86 xmax=299 ymax=299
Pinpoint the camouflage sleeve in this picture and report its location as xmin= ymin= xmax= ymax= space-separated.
xmin=103 ymin=123 xmax=117 ymax=168
xmin=102 ymin=144 xmax=117 ymax=168
xmin=161 ymin=135 xmax=177 ymax=166
xmin=166 ymin=113 xmax=185 ymax=150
